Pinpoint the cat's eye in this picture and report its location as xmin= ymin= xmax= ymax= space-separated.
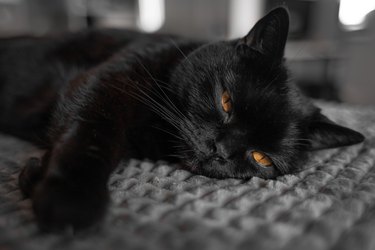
xmin=221 ymin=90 xmax=232 ymax=113
xmin=251 ymin=151 xmax=273 ymax=167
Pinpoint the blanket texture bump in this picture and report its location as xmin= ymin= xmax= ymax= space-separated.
xmin=0 ymin=102 xmax=375 ymax=250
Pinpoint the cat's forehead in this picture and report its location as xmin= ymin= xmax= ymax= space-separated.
xmin=180 ymin=41 xmax=290 ymax=107
xmin=187 ymin=44 xmax=293 ymax=113
xmin=188 ymin=42 xmax=239 ymax=65
xmin=189 ymin=42 xmax=281 ymax=80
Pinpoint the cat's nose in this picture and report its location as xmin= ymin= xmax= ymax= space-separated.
xmin=215 ymin=138 xmax=237 ymax=159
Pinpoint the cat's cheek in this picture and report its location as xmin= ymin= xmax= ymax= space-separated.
xmin=252 ymin=164 xmax=279 ymax=179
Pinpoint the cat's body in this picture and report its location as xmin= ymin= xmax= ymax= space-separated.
xmin=0 ymin=8 xmax=364 ymax=231
xmin=0 ymin=29 xmax=183 ymax=146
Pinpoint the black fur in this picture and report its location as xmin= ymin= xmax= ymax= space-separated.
xmin=0 ymin=7 xmax=364 ymax=231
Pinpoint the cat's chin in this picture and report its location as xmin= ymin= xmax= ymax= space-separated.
xmin=189 ymin=156 xmax=280 ymax=180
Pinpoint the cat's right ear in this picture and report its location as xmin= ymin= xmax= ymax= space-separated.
xmin=239 ymin=7 xmax=289 ymax=60
xmin=306 ymin=113 xmax=365 ymax=150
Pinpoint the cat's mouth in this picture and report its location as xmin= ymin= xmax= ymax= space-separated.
xmin=204 ymin=154 xmax=228 ymax=164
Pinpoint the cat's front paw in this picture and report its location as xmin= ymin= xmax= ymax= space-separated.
xmin=19 ymin=157 xmax=44 ymax=197
xmin=32 ymin=175 xmax=109 ymax=232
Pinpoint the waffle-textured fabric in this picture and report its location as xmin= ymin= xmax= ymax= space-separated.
xmin=1 ymin=102 xmax=375 ymax=250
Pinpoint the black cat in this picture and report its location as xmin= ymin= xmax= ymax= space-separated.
xmin=0 ymin=7 xmax=364 ymax=231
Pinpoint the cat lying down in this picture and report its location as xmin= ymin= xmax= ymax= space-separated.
xmin=0 ymin=7 xmax=364 ymax=231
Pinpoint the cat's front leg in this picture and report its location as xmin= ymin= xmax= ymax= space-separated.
xmin=28 ymin=121 xmax=124 ymax=231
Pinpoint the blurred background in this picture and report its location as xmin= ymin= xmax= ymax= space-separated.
xmin=0 ymin=0 xmax=374 ymax=104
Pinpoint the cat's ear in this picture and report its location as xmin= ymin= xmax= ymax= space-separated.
xmin=241 ymin=7 xmax=289 ymax=60
xmin=306 ymin=113 xmax=365 ymax=150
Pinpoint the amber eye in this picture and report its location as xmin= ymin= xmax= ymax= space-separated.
xmin=251 ymin=151 xmax=273 ymax=167
xmin=221 ymin=90 xmax=232 ymax=113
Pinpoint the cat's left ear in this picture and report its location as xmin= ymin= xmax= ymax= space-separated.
xmin=241 ymin=7 xmax=289 ymax=60
xmin=307 ymin=113 xmax=365 ymax=150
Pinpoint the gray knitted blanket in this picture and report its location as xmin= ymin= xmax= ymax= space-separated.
xmin=1 ymin=102 xmax=375 ymax=250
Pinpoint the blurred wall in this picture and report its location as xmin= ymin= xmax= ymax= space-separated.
xmin=0 ymin=0 xmax=374 ymax=104
xmin=159 ymin=0 xmax=229 ymax=40
xmin=339 ymin=11 xmax=375 ymax=105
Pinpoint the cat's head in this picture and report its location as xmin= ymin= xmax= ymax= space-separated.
xmin=171 ymin=7 xmax=364 ymax=179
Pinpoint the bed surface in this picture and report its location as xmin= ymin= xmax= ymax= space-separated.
xmin=1 ymin=102 xmax=375 ymax=250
